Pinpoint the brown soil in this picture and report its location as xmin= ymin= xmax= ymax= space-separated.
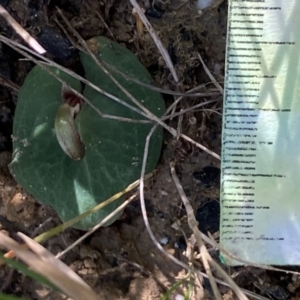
xmin=0 ymin=0 xmax=298 ymax=299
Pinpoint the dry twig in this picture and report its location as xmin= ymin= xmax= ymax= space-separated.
xmin=56 ymin=195 xmax=136 ymax=259
xmin=111 ymin=254 xmax=168 ymax=292
xmin=170 ymin=162 xmax=222 ymax=300
xmin=129 ymin=0 xmax=184 ymax=135
xmin=129 ymin=0 xmax=179 ymax=83
xmin=95 ymin=11 xmax=115 ymax=41
xmin=197 ymin=52 xmax=224 ymax=95
xmin=0 ymin=232 xmax=99 ymax=300
xmin=0 ymin=75 xmax=19 ymax=91
xmin=0 ymin=4 xmax=46 ymax=54
xmin=170 ymin=163 xmax=249 ymax=300
xmin=100 ymin=60 xmax=219 ymax=98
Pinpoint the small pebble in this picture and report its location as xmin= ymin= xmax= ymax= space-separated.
xmin=160 ymin=236 xmax=169 ymax=245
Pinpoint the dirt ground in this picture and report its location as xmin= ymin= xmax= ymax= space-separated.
xmin=0 ymin=0 xmax=299 ymax=299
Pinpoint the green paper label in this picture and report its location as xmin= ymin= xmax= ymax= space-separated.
xmin=221 ymin=0 xmax=300 ymax=265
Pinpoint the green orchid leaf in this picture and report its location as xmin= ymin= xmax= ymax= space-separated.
xmin=10 ymin=36 xmax=165 ymax=230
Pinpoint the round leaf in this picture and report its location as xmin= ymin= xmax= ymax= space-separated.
xmin=10 ymin=37 xmax=165 ymax=230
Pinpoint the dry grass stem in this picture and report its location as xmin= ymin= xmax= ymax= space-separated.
xmin=129 ymin=0 xmax=187 ymax=143
xmin=0 ymin=4 xmax=46 ymax=54
xmin=101 ymin=61 xmax=219 ymax=98
xmin=0 ymin=232 xmax=99 ymax=300
xmin=111 ymin=254 xmax=168 ymax=292
xmin=95 ymin=11 xmax=115 ymax=41
xmin=209 ymin=259 xmax=249 ymax=300
xmin=170 ymin=162 xmax=222 ymax=300
xmin=181 ymin=134 xmax=220 ymax=160
xmin=170 ymin=163 xmax=249 ymax=300
xmin=129 ymin=0 xmax=179 ymax=83
xmin=100 ymin=10 xmax=185 ymax=148
xmin=176 ymin=110 xmax=184 ymax=141
xmin=197 ymin=52 xmax=224 ymax=95
xmin=53 ymin=15 xmax=80 ymax=51
xmin=163 ymin=99 xmax=220 ymax=121
xmin=197 ymin=108 xmax=222 ymax=116
xmin=56 ymin=195 xmax=136 ymax=259
xmin=132 ymin=8 xmax=144 ymax=37
xmin=0 ymin=75 xmax=19 ymax=91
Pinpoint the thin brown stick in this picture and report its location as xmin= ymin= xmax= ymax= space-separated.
xmin=111 ymin=254 xmax=168 ymax=292
xmin=170 ymin=163 xmax=249 ymax=300
xmin=162 ymin=99 xmax=219 ymax=120
xmin=0 ymin=75 xmax=19 ymax=91
xmin=181 ymin=134 xmax=221 ymax=160
xmin=0 ymin=232 xmax=99 ymax=300
xmin=129 ymin=0 xmax=185 ymax=128
xmin=197 ymin=52 xmax=224 ymax=95
xmin=56 ymin=195 xmax=136 ymax=259
xmin=176 ymin=109 xmax=184 ymax=141
xmin=209 ymin=259 xmax=249 ymax=300
xmin=129 ymin=0 xmax=179 ymax=83
xmin=95 ymin=11 xmax=115 ymax=41
xmin=0 ymin=5 xmax=46 ymax=54
xmin=53 ymin=15 xmax=79 ymax=51
xmin=195 ymin=108 xmax=222 ymax=116
xmin=101 ymin=60 xmax=219 ymax=98
xmin=170 ymin=162 xmax=222 ymax=300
